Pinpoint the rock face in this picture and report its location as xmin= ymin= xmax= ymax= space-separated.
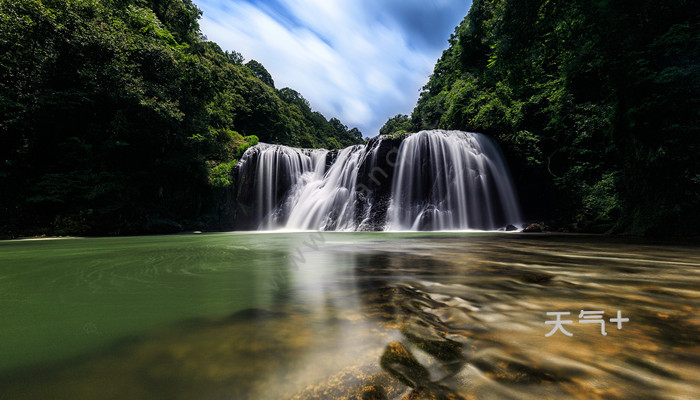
xmin=353 ymin=136 xmax=403 ymax=231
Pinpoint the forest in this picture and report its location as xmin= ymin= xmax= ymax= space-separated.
xmin=0 ymin=0 xmax=363 ymax=237
xmin=2 ymin=0 xmax=698 ymax=237
xmin=382 ymin=0 xmax=699 ymax=236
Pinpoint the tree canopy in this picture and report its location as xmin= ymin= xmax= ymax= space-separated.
xmin=0 ymin=0 xmax=363 ymax=236
xmin=390 ymin=0 xmax=699 ymax=236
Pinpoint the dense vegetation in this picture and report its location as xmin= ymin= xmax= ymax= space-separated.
xmin=0 ymin=0 xmax=363 ymax=237
xmin=384 ymin=0 xmax=699 ymax=236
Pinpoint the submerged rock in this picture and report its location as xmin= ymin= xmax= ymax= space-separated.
xmin=379 ymin=342 xmax=431 ymax=388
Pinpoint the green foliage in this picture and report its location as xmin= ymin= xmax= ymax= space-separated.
xmin=225 ymin=50 xmax=244 ymax=65
xmin=379 ymin=114 xmax=415 ymax=136
xmin=408 ymin=0 xmax=699 ymax=236
xmin=245 ymin=59 xmax=274 ymax=88
xmin=576 ymin=172 xmax=620 ymax=233
xmin=384 ymin=131 xmax=409 ymax=141
xmin=0 ymin=0 xmax=362 ymax=236
xmin=207 ymin=160 xmax=236 ymax=188
xmin=275 ymin=88 xmax=365 ymax=149
xmin=235 ymin=135 xmax=258 ymax=160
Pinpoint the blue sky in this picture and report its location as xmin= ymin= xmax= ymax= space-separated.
xmin=193 ymin=0 xmax=472 ymax=137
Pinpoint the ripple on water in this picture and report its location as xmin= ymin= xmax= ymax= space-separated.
xmin=1 ymin=234 xmax=699 ymax=399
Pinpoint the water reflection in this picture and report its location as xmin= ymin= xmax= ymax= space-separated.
xmin=1 ymin=234 xmax=699 ymax=399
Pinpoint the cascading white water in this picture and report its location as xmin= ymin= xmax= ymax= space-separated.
xmin=387 ymin=130 xmax=521 ymax=230
xmin=235 ymin=130 xmax=522 ymax=231
xmin=237 ymin=143 xmax=327 ymax=229
xmin=285 ymin=145 xmax=365 ymax=230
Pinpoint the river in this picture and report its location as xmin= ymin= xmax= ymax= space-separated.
xmin=1 ymin=232 xmax=699 ymax=399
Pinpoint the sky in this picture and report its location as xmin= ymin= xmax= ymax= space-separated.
xmin=193 ymin=0 xmax=472 ymax=138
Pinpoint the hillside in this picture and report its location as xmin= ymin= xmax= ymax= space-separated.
xmin=0 ymin=0 xmax=363 ymax=237
xmin=385 ymin=0 xmax=699 ymax=236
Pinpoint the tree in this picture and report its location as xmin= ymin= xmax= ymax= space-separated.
xmin=225 ymin=50 xmax=244 ymax=65
xmin=0 ymin=0 xmax=363 ymax=236
xmin=379 ymin=114 xmax=414 ymax=136
xmin=349 ymin=127 xmax=363 ymax=140
xmin=408 ymin=0 xmax=700 ymax=235
xmin=245 ymin=59 xmax=274 ymax=88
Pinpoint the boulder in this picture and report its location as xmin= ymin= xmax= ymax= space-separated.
xmin=522 ymin=223 xmax=543 ymax=233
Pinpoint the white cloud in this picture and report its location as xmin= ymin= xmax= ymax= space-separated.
xmin=194 ymin=0 xmax=470 ymax=137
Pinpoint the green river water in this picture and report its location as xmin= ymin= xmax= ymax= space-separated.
xmin=1 ymin=232 xmax=699 ymax=399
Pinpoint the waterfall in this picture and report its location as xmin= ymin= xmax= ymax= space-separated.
xmin=234 ymin=130 xmax=522 ymax=231
xmin=236 ymin=143 xmax=327 ymax=229
xmin=386 ymin=130 xmax=521 ymax=230
xmin=285 ymin=145 xmax=366 ymax=230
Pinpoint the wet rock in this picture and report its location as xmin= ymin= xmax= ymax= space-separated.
xmin=289 ymin=365 xmax=405 ymax=400
xmin=472 ymin=353 xmax=564 ymax=384
xmin=505 ymin=224 xmax=518 ymax=231
xmin=407 ymin=387 xmax=467 ymax=400
xmin=325 ymin=149 xmax=339 ymax=170
xmin=517 ymin=271 xmax=553 ymax=285
xmin=401 ymin=318 xmax=464 ymax=362
xmin=415 ymin=205 xmax=439 ymax=231
xmin=354 ymin=135 xmax=404 ymax=231
xmin=380 ymin=342 xmax=431 ymax=388
xmin=360 ymin=385 xmax=388 ymax=400
xmin=522 ymin=223 xmax=543 ymax=232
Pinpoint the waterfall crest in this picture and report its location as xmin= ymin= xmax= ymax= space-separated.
xmin=234 ymin=130 xmax=522 ymax=231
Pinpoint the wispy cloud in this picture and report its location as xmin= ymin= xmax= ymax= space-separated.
xmin=193 ymin=0 xmax=471 ymax=137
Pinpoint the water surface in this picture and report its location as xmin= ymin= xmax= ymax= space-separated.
xmin=1 ymin=232 xmax=699 ymax=399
